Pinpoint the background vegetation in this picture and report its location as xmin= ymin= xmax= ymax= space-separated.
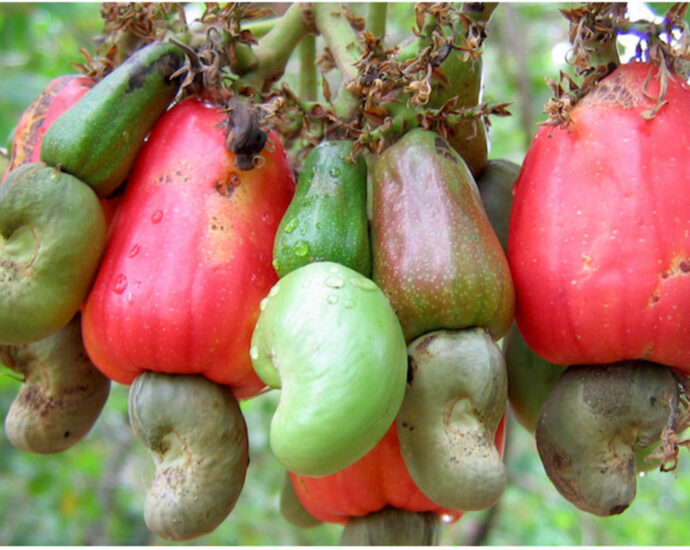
xmin=1 ymin=2 xmax=689 ymax=545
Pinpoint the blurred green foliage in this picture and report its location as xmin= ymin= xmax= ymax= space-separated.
xmin=1 ymin=2 xmax=690 ymax=546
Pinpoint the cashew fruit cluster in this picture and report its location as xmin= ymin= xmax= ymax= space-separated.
xmin=509 ymin=62 xmax=690 ymax=516
xmin=7 ymin=4 xmax=689 ymax=546
xmin=262 ymin=127 xmax=514 ymax=544
xmin=1 ymin=39 xmax=286 ymax=541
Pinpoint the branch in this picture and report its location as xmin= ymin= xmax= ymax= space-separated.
xmin=237 ymin=3 xmax=311 ymax=93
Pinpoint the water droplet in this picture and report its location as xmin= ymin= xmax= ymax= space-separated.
xmin=294 ymin=241 xmax=310 ymax=257
xmin=229 ymin=172 xmax=240 ymax=186
xmin=344 ymin=299 xmax=355 ymax=309
xmin=262 ymin=212 xmax=274 ymax=225
xmin=113 ymin=274 xmax=127 ymax=294
xmin=151 ymin=210 xmax=163 ymax=224
xmin=269 ymin=285 xmax=280 ymax=297
xmin=260 ymin=298 xmax=268 ymax=311
xmin=272 ymin=258 xmax=281 ymax=272
xmin=325 ymin=275 xmax=344 ymax=288
xmin=327 ymin=294 xmax=339 ymax=304
xmin=329 ymin=167 xmax=341 ymax=178
xmin=283 ymin=218 xmax=298 ymax=234
xmin=250 ymin=346 xmax=260 ymax=360
xmin=128 ymin=244 xmax=141 ymax=258
xmin=126 ymin=292 xmax=135 ymax=305
xmin=329 ymin=266 xmax=339 ymax=274
xmin=349 ymin=277 xmax=377 ymax=290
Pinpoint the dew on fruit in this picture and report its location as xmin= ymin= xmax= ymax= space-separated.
xmin=329 ymin=167 xmax=341 ymax=178
xmin=260 ymin=298 xmax=268 ymax=311
xmin=325 ymin=275 xmax=344 ymax=289
xmin=294 ymin=241 xmax=310 ymax=257
xmin=269 ymin=285 xmax=280 ymax=297
xmin=113 ymin=274 xmax=127 ymax=294
xmin=129 ymin=244 xmax=141 ymax=258
xmin=327 ymin=294 xmax=339 ymax=304
xmin=151 ymin=210 xmax=163 ymax=224
xmin=349 ymin=277 xmax=377 ymax=290
xmin=250 ymin=346 xmax=259 ymax=360
xmin=283 ymin=218 xmax=298 ymax=234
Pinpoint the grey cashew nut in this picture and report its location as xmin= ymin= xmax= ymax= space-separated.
xmin=536 ymin=361 xmax=678 ymax=516
xmin=397 ymin=328 xmax=507 ymax=511
xmin=1 ymin=315 xmax=110 ymax=454
xmin=279 ymin=472 xmax=322 ymax=529
xmin=128 ymin=372 xmax=249 ymax=541
xmin=339 ymin=507 xmax=441 ymax=546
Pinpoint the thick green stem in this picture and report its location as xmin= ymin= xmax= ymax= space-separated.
xmin=242 ymin=17 xmax=279 ymax=39
xmin=299 ymin=34 xmax=318 ymax=101
xmin=367 ymin=3 xmax=388 ymax=38
xmin=238 ymin=3 xmax=311 ymax=93
xmin=312 ymin=3 xmax=364 ymax=121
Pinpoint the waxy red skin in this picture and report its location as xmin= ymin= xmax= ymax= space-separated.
xmin=509 ymin=62 xmax=690 ymax=372
xmin=82 ymin=98 xmax=295 ymax=398
xmin=289 ymin=417 xmax=505 ymax=525
xmin=4 ymin=75 xmax=94 ymax=179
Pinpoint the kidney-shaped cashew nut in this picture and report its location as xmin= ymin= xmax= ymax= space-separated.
xmin=128 ymin=372 xmax=249 ymax=541
xmin=536 ymin=361 xmax=678 ymax=516
xmin=1 ymin=315 xmax=110 ymax=454
xmin=397 ymin=328 xmax=507 ymax=511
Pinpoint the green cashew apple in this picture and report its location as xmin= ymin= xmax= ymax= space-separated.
xmin=250 ymin=261 xmax=407 ymax=476
xmin=0 ymin=162 xmax=105 ymax=344
xmin=504 ymin=323 xmax=566 ymax=433
xmin=128 ymin=372 xmax=249 ymax=541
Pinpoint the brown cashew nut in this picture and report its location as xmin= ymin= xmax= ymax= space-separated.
xmin=1 ymin=315 xmax=110 ymax=454
xmin=397 ymin=328 xmax=507 ymax=511
xmin=536 ymin=361 xmax=679 ymax=516
xmin=128 ymin=372 xmax=249 ymax=541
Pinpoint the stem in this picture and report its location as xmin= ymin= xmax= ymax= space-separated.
xmin=299 ymin=34 xmax=317 ymax=101
xmin=312 ymin=3 xmax=364 ymax=121
xmin=242 ymin=17 xmax=279 ymax=39
xmin=367 ymin=3 xmax=388 ymax=39
xmin=237 ymin=3 xmax=311 ymax=93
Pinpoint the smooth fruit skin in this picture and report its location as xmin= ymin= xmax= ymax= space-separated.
xmin=81 ymin=98 xmax=295 ymax=398
xmin=4 ymin=75 xmax=94 ymax=178
xmin=273 ymin=140 xmax=371 ymax=278
xmin=289 ymin=417 xmax=505 ymax=525
xmin=250 ymin=261 xmax=408 ymax=476
xmin=476 ymin=158 xmax=520 ymax=253
xmin=0 ymin=162 xmax=106 ymax=344
xmin=504 ymin=323 xmax=566 ymax=434
xmin=40 ymin=42 xmax=183 ymax=197
xmin=372 ymin=129 xmax=514 ymax=342
xmin=509 ymin=62 xmax=690 ymax=372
